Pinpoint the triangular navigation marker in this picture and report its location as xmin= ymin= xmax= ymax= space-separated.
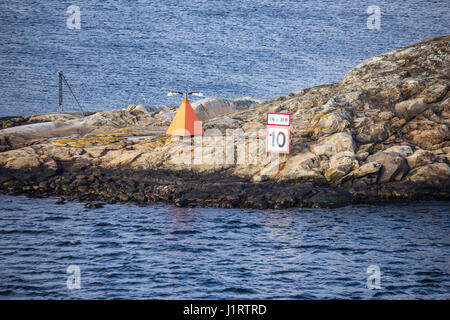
xmin=166 ymin=97 xmax=205 ymax=136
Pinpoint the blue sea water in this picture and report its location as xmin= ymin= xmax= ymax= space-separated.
xmin=0 ymin=0 xmax=449 ymax=116
xmin=0 ymin=195 xmax=449 ymax=299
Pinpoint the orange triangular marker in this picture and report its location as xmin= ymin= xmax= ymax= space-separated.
xmin=166 ymin=97 xmax=205 ymax=136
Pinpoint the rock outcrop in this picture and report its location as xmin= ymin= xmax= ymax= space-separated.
xmin=0 ymin=35 xmax=449 ymax=208
xmin=192 ymin=97 xmax=270 ymax=121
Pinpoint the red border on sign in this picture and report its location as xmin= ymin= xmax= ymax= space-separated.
xmin=266 ymin=126 xmax=290 ymax=154
xmin=266 ymin=112 xmax=291 ymax=127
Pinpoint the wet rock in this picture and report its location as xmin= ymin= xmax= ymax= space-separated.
xmin=77 ymin=185 xmax=88 ymax=193
xmin=126 ymin=104 xmax=161 ymax=114
xmin=84 ymin=202 xmax=104 ymax=209
xmin=39 ymin=181 xmax=48 ymax=189
xmin=303 ymin=189 xmax=355 ymax=208
xmin=119 ymin=194 xmax=129 ymax=202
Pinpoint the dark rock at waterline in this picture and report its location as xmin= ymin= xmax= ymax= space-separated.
xmin=85 ymin=202 xmax=104 ymax=209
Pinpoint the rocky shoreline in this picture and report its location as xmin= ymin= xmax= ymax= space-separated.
xmin=1 ymin=35 xmax=449 ymax=209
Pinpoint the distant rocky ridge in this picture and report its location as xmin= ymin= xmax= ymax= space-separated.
xmin=191 ymin=97 xmax=271 ymax=121
xmin=0 ymin=35 xmax=449 ymax=208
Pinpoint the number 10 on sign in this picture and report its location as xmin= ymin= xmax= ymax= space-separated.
xmin=266 ymin=126 xmax=290 ymax=153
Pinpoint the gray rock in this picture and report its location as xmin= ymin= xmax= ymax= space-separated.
xmin=348 ymin=161 xmax=382 ymax=178
xmin=126 ymin=104 xmax=161 ymax=114
xmin=367 ymin=151 xmax=410 ymax=183
xmin=154 ymin=110 xmax=175 ymax=122
xmin=192 ymin=97 xmax=270 ymax=121
xmin=324 ymin=151 xmax=359 ymax=181
xmin=384 ymin=145 xmax=414 ymax=158
xmin=356 ymin=121 xmax=390 ymax=143
xmin=205 ymin=116 xmax=241 ymax=129
xmin=316 ymin=112 xmax=350 ymax=134
xmin=394 ymin=98 xmax=428 ymax=120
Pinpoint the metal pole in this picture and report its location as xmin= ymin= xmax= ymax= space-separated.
xmin=61 ymin=73 xmax=85 ymax=117
xmin=58 ymin=71 xmax=63 ymax=112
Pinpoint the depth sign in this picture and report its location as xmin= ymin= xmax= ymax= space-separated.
xmin=266 ymin=113 xmax=290 ymax=153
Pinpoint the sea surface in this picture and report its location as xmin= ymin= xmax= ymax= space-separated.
xmin=0 ymin=0 xmax=449 ymax=116
xmin=0 ymin=195 xmax=449 ymax=299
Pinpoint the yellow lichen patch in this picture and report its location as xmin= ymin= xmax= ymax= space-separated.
xmin=320 ymin=113 xmax=332 ymax=120
xmin=312 ymin=113 xmax=343 ymax=122
xmin=138 ymin=135 xmax=172 ymax=150
xmin=322 ymin=135 xmax=333 ymax=144
xmin=156 ymin=135 xmax=171 ymax=146
xmin=311 ymin=113 xmax=332 ymax=122
xmin=306 ymin=126 xmax=324 ymax=132
xmin=116 ymin=128 xmax=137 ymax=132
xmin=101 ymin=128 xmax=137 ymax=136
xmin=311 ymin=114 xmax=323 ymax=122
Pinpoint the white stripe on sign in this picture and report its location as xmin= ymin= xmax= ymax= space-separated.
xmin=267 ymin=113 xmax=291 ymax=126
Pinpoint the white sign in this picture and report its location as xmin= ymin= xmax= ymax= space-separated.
xmin=266 ymin=126 xmax=290 ymax=153
xmin=267 ymin=112 xmax=291 ymax=126
xmin=266 ymin=112 xmax=290 ymax=153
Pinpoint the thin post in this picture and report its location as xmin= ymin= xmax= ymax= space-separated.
xmin=58 ymin=71 xmax=63 ymax=112
xmin=61 ymin=72 xmax=85 ymax=117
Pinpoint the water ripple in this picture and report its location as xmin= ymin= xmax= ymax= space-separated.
xmin=0 ymin=195 xmax=449 ymax=299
